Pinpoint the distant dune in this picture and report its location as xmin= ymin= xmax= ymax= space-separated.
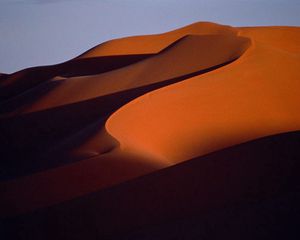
xmin=0 ymin=22 xmax=299 ymax=239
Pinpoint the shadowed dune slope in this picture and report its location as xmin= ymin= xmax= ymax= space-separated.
xmin=0 ymin=22 xmax=236 ymax=101
xmin=0 ymin=73 xmax=7 ymax=79
xmin=1 ymin=34 xmax=249 ymax=115
xmin=2 ymin=131 xmax=300 ymax=239
xmin=0 ymin=33 xmax=249 ymax=180
xmin=0 ymin=22 xmax=300 ymax=239
xmin=0 ymin=54 xmax=154 ymax=101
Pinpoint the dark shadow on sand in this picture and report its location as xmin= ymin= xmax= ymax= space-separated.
xmin=2 ymin=131 xmax=299 ymax=239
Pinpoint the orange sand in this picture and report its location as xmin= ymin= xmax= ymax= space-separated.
xmin=0 ymin=22 xmax=299 ymax=239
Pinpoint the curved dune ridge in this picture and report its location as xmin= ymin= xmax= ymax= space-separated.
xmin=0 ymin=22 xmax=300 ymax=239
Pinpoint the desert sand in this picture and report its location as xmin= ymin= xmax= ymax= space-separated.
xmin=0 ymin=22 xmax=299 ymax=239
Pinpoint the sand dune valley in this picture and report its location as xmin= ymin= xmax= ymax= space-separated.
xmin=0 ymin=22 xmax=300 ymax=239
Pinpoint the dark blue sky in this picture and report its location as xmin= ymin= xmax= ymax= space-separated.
xmin=1 ymin=0 xmax=299 ymax=73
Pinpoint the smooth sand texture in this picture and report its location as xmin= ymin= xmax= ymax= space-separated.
xmin=0 ymin=22 xmax=299 ymax=239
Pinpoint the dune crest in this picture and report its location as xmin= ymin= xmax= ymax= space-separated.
xmin=0 ymin=22 xmax=299 ymax=239
xmin=107 ymin=27 xmax=300 ymax=163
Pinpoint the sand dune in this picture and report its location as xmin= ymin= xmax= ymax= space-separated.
xmin=107 ymin=28 xmax=300 ymax=162
xmin=0 ymin=22 xmax=299 ymax=239
xmin=1 ymin=131 xmax=299 ymax=239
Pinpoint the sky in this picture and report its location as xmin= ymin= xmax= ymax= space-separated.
xmin=0 ymin=0 xmax=299 ymax=73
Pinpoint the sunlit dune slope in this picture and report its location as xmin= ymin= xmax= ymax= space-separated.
xmin=107 ymin=26 xmax=300 ymax=162
xmin=77 ymin=22 xmax=237 ymax=58
xmin=0 ymin=22 xmax=235 ymax=101
xmin=2 ymin=34 xmax=249 ymax=114
xmin=0 ymin=21 xmax=299 ymax=236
